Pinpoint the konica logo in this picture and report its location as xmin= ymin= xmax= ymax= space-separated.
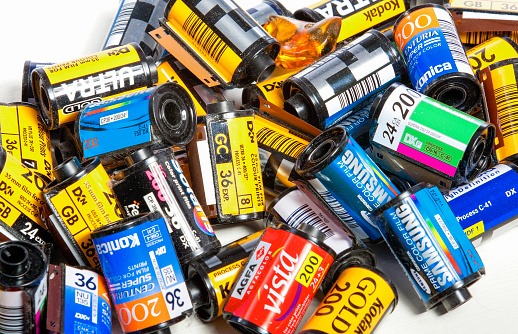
xmin=95 ymin=233 xmax=140 ymax=255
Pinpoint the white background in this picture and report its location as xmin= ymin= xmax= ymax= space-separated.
xmin=0 ymin=0 xmax=517 ymax=333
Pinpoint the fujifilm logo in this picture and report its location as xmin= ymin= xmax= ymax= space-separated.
xmin=96 ymin=233 xmax=140 ymax=255
xmin=53 ymin=64 xmax=144 ymax=103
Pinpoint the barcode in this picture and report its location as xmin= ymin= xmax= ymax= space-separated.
xmin=495 ymin=83 xmax=518 ymax=138
xmin=257 ymin=128 xmax=306 ymax=158
xmin=460 ymin=31 xmax=518 ymax=45
xmin=438 ymin=18 xmax=470 ymax=66
xmin=317 ymin=189 xmax=360 ymax=229
xmin=182 ymin=12 xmax=228 ymax=62
xmin=337 ymin=72 xmax=381 ymax=108
xmin=110 ymin=0 xmax=136 ymax=37
xmin=285 ymin=204 xmax=334 ymax=239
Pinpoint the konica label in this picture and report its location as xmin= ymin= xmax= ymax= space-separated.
xmin=63 ymin=267 xmax=111 ymax=334
xmin=316 ymin=137 xmax=400 ymax=241
xmin=445 ymin=164 xmax=518 ymax=241
xmin=93 ymin=216 xmax=192 ymax=332
xmin=376 ymin=186 xmax=484 ymax=307
xmin=394 ymin=6 xmax=473 ymax=93
xmin=78 ymin=88 xmax=153 ymax=159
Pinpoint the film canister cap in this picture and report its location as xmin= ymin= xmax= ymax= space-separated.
xmin=207 ymin=101 xmax=235 ymax=114
xmin=298 ymin=222 xmax=325 ymax=243
xmin=125 ymin=147 xmax=154 ymax=166
xmin=246 ymin=52 xmax=276 ymax=83
xmin=0 ymin=243 xmax=29 ymax=277
xmin=53 ymin=157 xmax=82 ymax=182
xmin=284 ymin=93 xmax=313 ymax=124
xmin=441 ymin=287 xmax=472 ymax=312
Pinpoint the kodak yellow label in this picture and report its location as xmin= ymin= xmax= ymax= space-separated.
xmin=255 ymin=116 xmax=310 ymax=159
xmin=208 ymin=258 xmax=247 ymax=316
xmin=257 ymin=68 xmax=297 ymax=108
xmin=49 ymin=164 xmax=122 ymax=270
xmin=0 ymin=104 xmax=52 ymax=183
xmin=0 ymin=152 xmax=47 ymax=228
xmin=156 ymin=60 xmax=206 ymax=116
xmin=209 ymin=114 xmax=265 ymax=218
xmin=301 ymin=266 xmax=396 ymax=334
xmin=450 ymin=0 xmax=518 ymax=12
xmin=43 ymin=44 xmax=142 ymax=84
xmin=467 ymin=37 xmax=518 ymax=74
xmin=166 ymin=0 xmax=241 ymax=83
xmin=480 ymin=62 xmax=518 ymax=161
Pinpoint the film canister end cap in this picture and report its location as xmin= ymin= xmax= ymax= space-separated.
xmin=0 ymin=243 xmax=30 ymax=277
xmin=441 ymin=287 xmax=472 ymax=312
xmin=125 ymin=147 xmax=154 ymax=166
xmin=298 ymin=222 xmax=325 ymax=243
xmin=284 ymin=94 xmax=313 ymax=124
xmin=186 ymin=274 xmax=210 ymax=311
xmin=53 ymin=157 xmax=82 ymax=182
xmin=247 ymin=52 xmax=276 ymax=83
xmin=207 ymin=101 xmax=235 ymax=114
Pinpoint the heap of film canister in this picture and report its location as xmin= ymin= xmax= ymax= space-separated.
xmin=223 ymin=223 xmax=336 ymax=334
xmin=46 ymin=264 xmax=112 ymax=334
xmin=374 ymin=183 xmax=485 ymax=311
xmin=186 ymin=230 xmax=264 ymax=322
xmin=91 ymin=212 xmax=193 ymax=333
xmin=154 ymin=0 xmax=280 ymax=88
xmin=295 ymin=126 xmax=401 ymax=243
xmin=43 ymin=157 xmax=122 ymax=270
xmin=111 ymin=146 xmax=220 ymax=267
xmin=0 ymin=241 xmax=50 ymax=334
xmin=75 ymin=82 xmax=197 ymax=164
xmin=282 ymin=29 xmax=406 ymax=129
xmin=393 ymin=4 xmax=482 ymax=113
xmin=103 ymin=0 xmax=168 ymax=61
xmin=369 ymin=82 xmax=495 ymax=190
xmin=300 ymin=264 xmax=398 ymax=334
xmin=31 ymin=43 xmax=158 ymax=130
xmin=264 ymin=186 xmax=376 ymax=293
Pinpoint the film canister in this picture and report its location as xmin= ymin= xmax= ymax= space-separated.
xmin=294 ymin=0 xmax=408 ymax=46
xmin=0 ymin=145 xmax=52 ymax=246
xmin=43 ymin=157 xmax=123 ymax=270
xmin=91 ymin=212 xmax=193 ymax=333
xmin=295 ymin=126 xmax=400 ymax=243
xmin=255 ymin=112 xmax=313 ymax=195
xmin=282 ymin=29 xmax=406 ymax=129
xmin=21 ymin=61 xmax=53 ymax=104
xmin=334 ymin=104 xmax=372 ymax=149
xmin=0 ymin=103 xmax=53 ymax=184
xmin=300 ymin=264 xmax=398 ymax=334
xmin=246 ymin=0 xmax=293 ymax=26
xmin=444 ymin=162 xmax=518 ymax=245
xmin=31 ymin=43 xmax=158 ymax=130
xmin=393 ymin=4 xmax=482 ymax=113
xmin=466 ymin=36 xmax=518 ymax=76
xmin=369 ymin=82 xmax=495 ymax=190
xmin=264 ymin=186 xmax=376 ymax=294
xmin=111 ymin=146 xmax=220 ymax=266
xmin=223 ymin=223 xmax=336 ymax=334
xmin=46 ymin=264 xmax=112 ymax=334
xmin=153 ymin=0 xmax=280 ymax=88
xmin=103 ymin=0 xmax=168 ymax=61
xmin=187 ymin=102 xmax=265 ymax=224
xmin=75 ymin=82 xmax=197 ymax=164
xmin=479 ymin=58 xmax=518 ymax=163
xmin=0 ymin=241 xmax=50 ymax=334
xmin=374 ymin=183 xmax=485 ymax=311
xmin=187 ymin=229 xmax=264 ymax=322
xmin=155 ymin=54 xmax=226 ymax=116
